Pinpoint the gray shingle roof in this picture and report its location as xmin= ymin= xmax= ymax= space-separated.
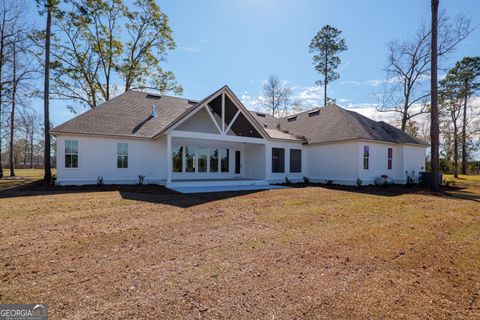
xmin=52 ymin=90 xmax=426 ymax=145
xmin=52 ymin=91 xmax=197 ymax=138
xmin=250 ymin=105 xmax=427 ymax=145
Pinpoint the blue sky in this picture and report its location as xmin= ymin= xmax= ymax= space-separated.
xmin=29 ymin=0 xmax=480 ymax=125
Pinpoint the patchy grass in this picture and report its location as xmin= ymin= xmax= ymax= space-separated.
xmin=0 ymin=177 xmax=479 ymax=319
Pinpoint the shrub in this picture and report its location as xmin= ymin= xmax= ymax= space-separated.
xmin=303 ymin=176 xmax=310 ymax=185
xmin=138 ymin=174 xmax=145 ymax=185
xmin=325 ymin=180 xmax=334 ymax=185
xmin=356 ymin=178 xmax=363 ymax=188
xmin=51 ymin=174 xmax=57 ymax=186
xmin=97 ymin=176 xmax=104 ymax=186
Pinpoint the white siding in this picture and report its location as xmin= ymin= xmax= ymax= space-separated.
xmin=304 ymin=141 xmax=359 ymax=185
xmin=403 ymin=145 xmax=427 ymax=178
xmin=357 ymin=142 xmax=404 ymax=185
xmin=176 ymin=108 xmax=221 ymax=134
xmin=264 ymin=141 xmax=306 ymax=183
xmin=244 ymin=144 xmax=266 ymax=179
xmin=56 ymin=135 xmax=165 ymax=185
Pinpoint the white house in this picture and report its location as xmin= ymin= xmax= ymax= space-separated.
xmin=51 ymin=85 xmax=427 ymax=188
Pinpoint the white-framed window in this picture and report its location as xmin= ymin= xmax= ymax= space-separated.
xmin=117 ymin=143 xmax=128 ymax=168
xmin=185 ymin=146 xmax=197 ymax=172
xmin=171 ymin=146 xmax=230 ymax=173
xmin=272 ymin=148 xmax=285 ymax=173
xmin=387 ymin=148 xmax=393 ymax=170
xmin=65 ymin=140 xmax=78 ymax=168
xmin=172 ymin=146 xmax=183 ymax=172
xmin=198 ymin=148 xmax=208 ymax=172
xmin=290 ymin=149 xmax=302 ymax=173
xmin=220 ymin=148 xmax=229 ymax=172
xmin=210 ymin=149 xmax=219 ymax=172
xmin=363 ymin=145 xmax=369 ymax=170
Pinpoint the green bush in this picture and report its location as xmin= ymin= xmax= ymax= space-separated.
xmin=356 ymin=178 xmax=363 ymax=188
xmin=303 ymin=176 xmax=310 ymax=185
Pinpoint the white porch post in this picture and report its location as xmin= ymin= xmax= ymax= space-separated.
xmin=166 ymin=134 xmax=172 ymax=184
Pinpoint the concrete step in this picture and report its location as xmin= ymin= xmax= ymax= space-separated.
xmin=167 ymin=179 xmax=268 ymax=188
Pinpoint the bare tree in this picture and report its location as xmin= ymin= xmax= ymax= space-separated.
xmin=381 ymin=11 xmax=472 ymax=131
xmin=439 ymin=77 xmax=462 ymax=177
xmin=0 ymin=0 xmax=19 ymax=178
xmin=19 ymin=109 xmax=41 ymax=168
xmin=259 ymin=75 xmax=300 ymax=118
xmin=4 ymin=1 xmax=36 ymax=176
xmin=431 ymin=0 xmax=440 ymax=191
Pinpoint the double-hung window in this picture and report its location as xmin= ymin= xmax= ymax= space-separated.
xmin=272 ymin=148 xmax=285 ymax=173
xmin=363 ymin=145 xmax=369 ymax=170
xmin=117 ymin=143 xmax=128 ymax=168
xmin=290 ymin=149 xmax=302 ymax=173
xmin=65 ymin=140 xmax=78 ymax=168
xmin=387 ymin=148 xmax=393 ymax=170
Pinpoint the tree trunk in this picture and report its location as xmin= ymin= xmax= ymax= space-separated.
xmin=0 ymin=26 xmax=4 ymax=179
xmin=453 ymin=120 xmax=458 ymax=178
xmin=430 ymin=0 xmax=440 ymax=191
xmin=461 ymin=80 xmax=468 ymax=175
xmin=43 ymin=1 xmax=52 ymax=182
xmin=324 ymin=49 xmax=328 ymax=106
xmin=24 ymin=132 xmax=28 ymax=165
xmin=401 ymin=105 xmax=408 ymax=131
xmin=30 ymin=134 xmax=33 ymax=169
xmin=9 ymin=43 xmax=16 ymax=177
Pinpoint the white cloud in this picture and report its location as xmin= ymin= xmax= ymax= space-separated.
xmin=179 ymin=46 xmax=201 ymax=53
xmin=366 ymin=79 xmax=384 ymax=87
xmin=340 ymin=80 xmax=361 ymax=86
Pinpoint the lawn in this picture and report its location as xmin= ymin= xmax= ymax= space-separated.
xmin=0 ymin=169 xmax=56 ymax=191
xmin=0 ymin=173 xmax=479 ymax=319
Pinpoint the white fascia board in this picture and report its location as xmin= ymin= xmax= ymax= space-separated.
xmin=170 ymin=130 xmax=266 ymax=144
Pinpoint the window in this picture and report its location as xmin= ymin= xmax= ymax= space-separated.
xmin=172 ymin=146 xmax=183 ymax=172
xmin=198 ymin=148 xmax=208 ymax=172
xmin=363 ymin=145 xmax=369 ymax=170
xmin=65 ymin=140 xmax=78 ymax=168
xmin=387 ymin=148 xmax=393 ymax=170
xmin=220 ymin=148 xmax=229 ymax=172
xmin=290 ymin=149 xmax=302 ymax=173
xmin=272 ymin=148 xmax=285 ymax=173
xmin=117 ymin=143 xmax=128 ymax=168
xmin=185 ymin=146 xmax=196 ymax=172
xmin=210 ymin=149 xmax=219 ymax=172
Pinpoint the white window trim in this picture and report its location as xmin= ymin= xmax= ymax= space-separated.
xmin=117 ymin=143 xmax=128 ymax=169
xmin=65 ymin=140 xmax=79 ymax=169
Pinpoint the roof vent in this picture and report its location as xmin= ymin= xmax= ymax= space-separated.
xmin=287 ymin=116 xmax=297 ymax=122
xmin=151 ymin=105 xmax=158 ymax=118
xmin=308 ymin=110 xmax=320 ymax=117
xmin=256 ymin=112 xmax=266 ymax=118
xmin=146 ymin=93 xmax=161 ymax=100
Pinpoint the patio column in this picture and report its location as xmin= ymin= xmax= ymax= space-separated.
xmin=166 ymin=134 xmax=172 ymax=184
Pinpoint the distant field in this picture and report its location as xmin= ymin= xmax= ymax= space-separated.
xmin=0 ymin=169 xmax=56 ymax=191
xmin=0 ymin=174 xmax=479 ymax=318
